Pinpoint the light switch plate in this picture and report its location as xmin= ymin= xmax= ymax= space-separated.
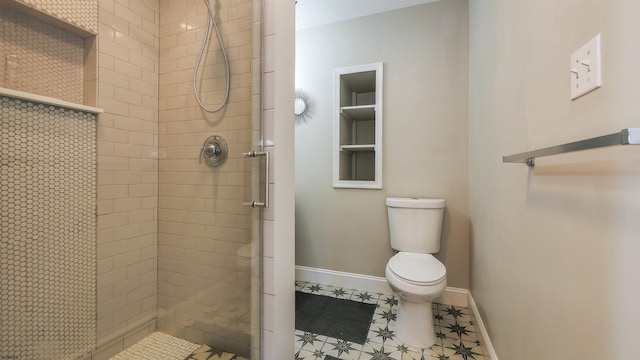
xmin=571 ymin=33 xmax=602 ymax=100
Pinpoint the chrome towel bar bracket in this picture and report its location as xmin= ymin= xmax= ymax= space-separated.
xmin=503 ymin=128 xmax=640 ymax=167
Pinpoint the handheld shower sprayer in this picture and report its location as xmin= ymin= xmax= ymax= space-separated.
xmin=193 ymin=0 xmax=231 ymax=113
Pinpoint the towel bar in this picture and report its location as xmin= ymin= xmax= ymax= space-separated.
xmin=503 ymin=128 xmax=640 ymax=167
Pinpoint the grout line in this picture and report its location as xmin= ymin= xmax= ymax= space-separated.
xmin=295 ymin=280 xmax=488 ymax=360
xmin=107 ymin=332 xmax=200 ymax=360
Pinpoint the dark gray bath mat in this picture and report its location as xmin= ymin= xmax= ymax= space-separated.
xmin=295 ymin=291 xmax=376 ymax=344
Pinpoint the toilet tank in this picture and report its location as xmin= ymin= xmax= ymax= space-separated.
xmin=386 ymin=197 xmax=445 ymax=253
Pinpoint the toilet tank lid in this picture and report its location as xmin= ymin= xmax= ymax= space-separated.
xmin=386 ymin=197 xmax=445 ymax=209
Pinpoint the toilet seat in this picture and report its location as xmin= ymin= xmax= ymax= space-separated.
xmin=388 ymin=252 xmax=446 ymax=286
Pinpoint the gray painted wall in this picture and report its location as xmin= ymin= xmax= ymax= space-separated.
xmin=470 ymin=1 xmax=640 ymax=358
xmin=295 ymin=0 xmax=469 ymax=288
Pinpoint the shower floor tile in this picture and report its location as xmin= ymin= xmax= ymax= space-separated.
xmin=108 ymin=332 xmax=200 ymax=360
xmin=294 ymin=281 xmax=487 ymax=360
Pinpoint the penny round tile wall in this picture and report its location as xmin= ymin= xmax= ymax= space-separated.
xmin=0 ymin=8 xmax=86 ymax=104
xmin=17 ymin=0 xmax=98 ymax=33
xmin=0 ymin=96 xmax=97 ymax=359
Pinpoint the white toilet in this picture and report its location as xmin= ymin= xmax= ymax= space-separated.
xmin=385 ymin=197 xmax=447 ymax=348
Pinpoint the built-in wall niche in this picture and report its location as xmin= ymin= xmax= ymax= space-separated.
xmin=333 ymin=63 xmax=383 ymax=189
xmin=0 ymin=0 xmax=98 ymax=108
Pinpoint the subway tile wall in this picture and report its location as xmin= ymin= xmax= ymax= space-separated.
xmin=1 ymin=1 xmax=275 ymax=358
xmin=157 ymin=0 xmax=257 ymax=356
xmin=260 ymin=1 xmax=297 ymax=359
xmin=261 ymin=0 xmax=276 ymax=357
xmin=95 ymin=0 xmax=160 ymax=357
xmin=0 ymin=8 xmax=85 ymax=103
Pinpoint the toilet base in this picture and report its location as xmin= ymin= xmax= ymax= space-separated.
xmin=396 ymin=299 xmax=436 ymax=348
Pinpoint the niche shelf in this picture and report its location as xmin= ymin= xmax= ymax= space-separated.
xmin=0 ymin=0 xmax=98 ymax=107
xmin=2 ymin=0 xmax=97 ymax=38
xmin=333 ymin=63 xmax=383 ymax=189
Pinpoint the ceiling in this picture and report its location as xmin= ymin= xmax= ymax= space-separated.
xmin=295 ymin=0 xmax=441 ymax=30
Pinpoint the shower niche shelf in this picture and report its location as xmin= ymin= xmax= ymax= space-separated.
xmin=0 ymin=0 xmax=98 ymax=108
xmin=0 ymin=87 xmax=102 ymax=114
xmin=333 ymin=63 xmax=383 ymax=189
xmin=2 ymin=0 xmax=97 ymax=37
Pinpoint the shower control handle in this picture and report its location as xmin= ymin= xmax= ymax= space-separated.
xmin=201 ymin=143 xmax=221 ymax=157
xmin=199 ymin=135 xmax=228 ymax=167
xmin=243 ymin=150 xmax=269 ymax=208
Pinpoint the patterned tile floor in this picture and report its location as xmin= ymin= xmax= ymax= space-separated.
xmin=184 ymin=345 xmax=249 ymax=360
xmin=108 ymin=332 xmax=200 ymax=360
xmin=108 ymin=332 xmax=247 ymax=360
xmin=295 ymin=281 xmax=486 ymax=360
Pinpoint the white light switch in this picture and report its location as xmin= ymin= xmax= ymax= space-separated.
xmin=570 ymin=33 xmax=602 ymax=100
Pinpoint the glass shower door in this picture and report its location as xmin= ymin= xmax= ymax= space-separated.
xmin=157 ymin=0 xmax=262 ymax=357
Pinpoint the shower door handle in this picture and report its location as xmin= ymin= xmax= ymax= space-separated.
xmin=242 ymin=150 xmax=269 ymax=208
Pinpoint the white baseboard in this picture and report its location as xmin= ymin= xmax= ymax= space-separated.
xmin=295 ymin=265 xmax=393 ymax=295
xmin=468 ymin=292 xmax=498 ymax=360
xmin=295 ymin=265 xmax=468 ymax=307
xmin=438 ymin=286 xmax=468 ymax=308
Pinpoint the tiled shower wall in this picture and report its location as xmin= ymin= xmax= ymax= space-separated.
xmin=0 ymin=7 xmax=85 ymax=103
xmin=16 ymin=0 xmax=98 ymax=33
xmin=157 ymin=0 xmax=257 ymax=356
xmin=0 ymin=96 xmax=97 ymax=360
xmin=95 ymin=0 xmax=160 ymax=357
xmin=1 ymin=0 xmax=279 ymax=358
xmin=260 ymin=2 xmax=297 ymax=358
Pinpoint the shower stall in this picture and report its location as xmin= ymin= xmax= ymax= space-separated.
xmin=0 ymin=0 xmax=264 ymax=358
xmin=156 ymin=0 xmax=263 ymax=356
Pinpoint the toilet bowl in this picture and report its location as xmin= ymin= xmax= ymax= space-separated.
xmin=385 ymin=252 xmax=446 ymax=348
xmin=385 ymin=197 xmax=447 ymax=348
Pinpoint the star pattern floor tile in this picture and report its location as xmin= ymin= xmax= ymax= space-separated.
xmin=183 ymin=344 xmax=249 ymax=360
xmin=108 ymin=333 xmax=246 ymax=360
xmin=294 ymin=281 xmax=487 ymax=360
